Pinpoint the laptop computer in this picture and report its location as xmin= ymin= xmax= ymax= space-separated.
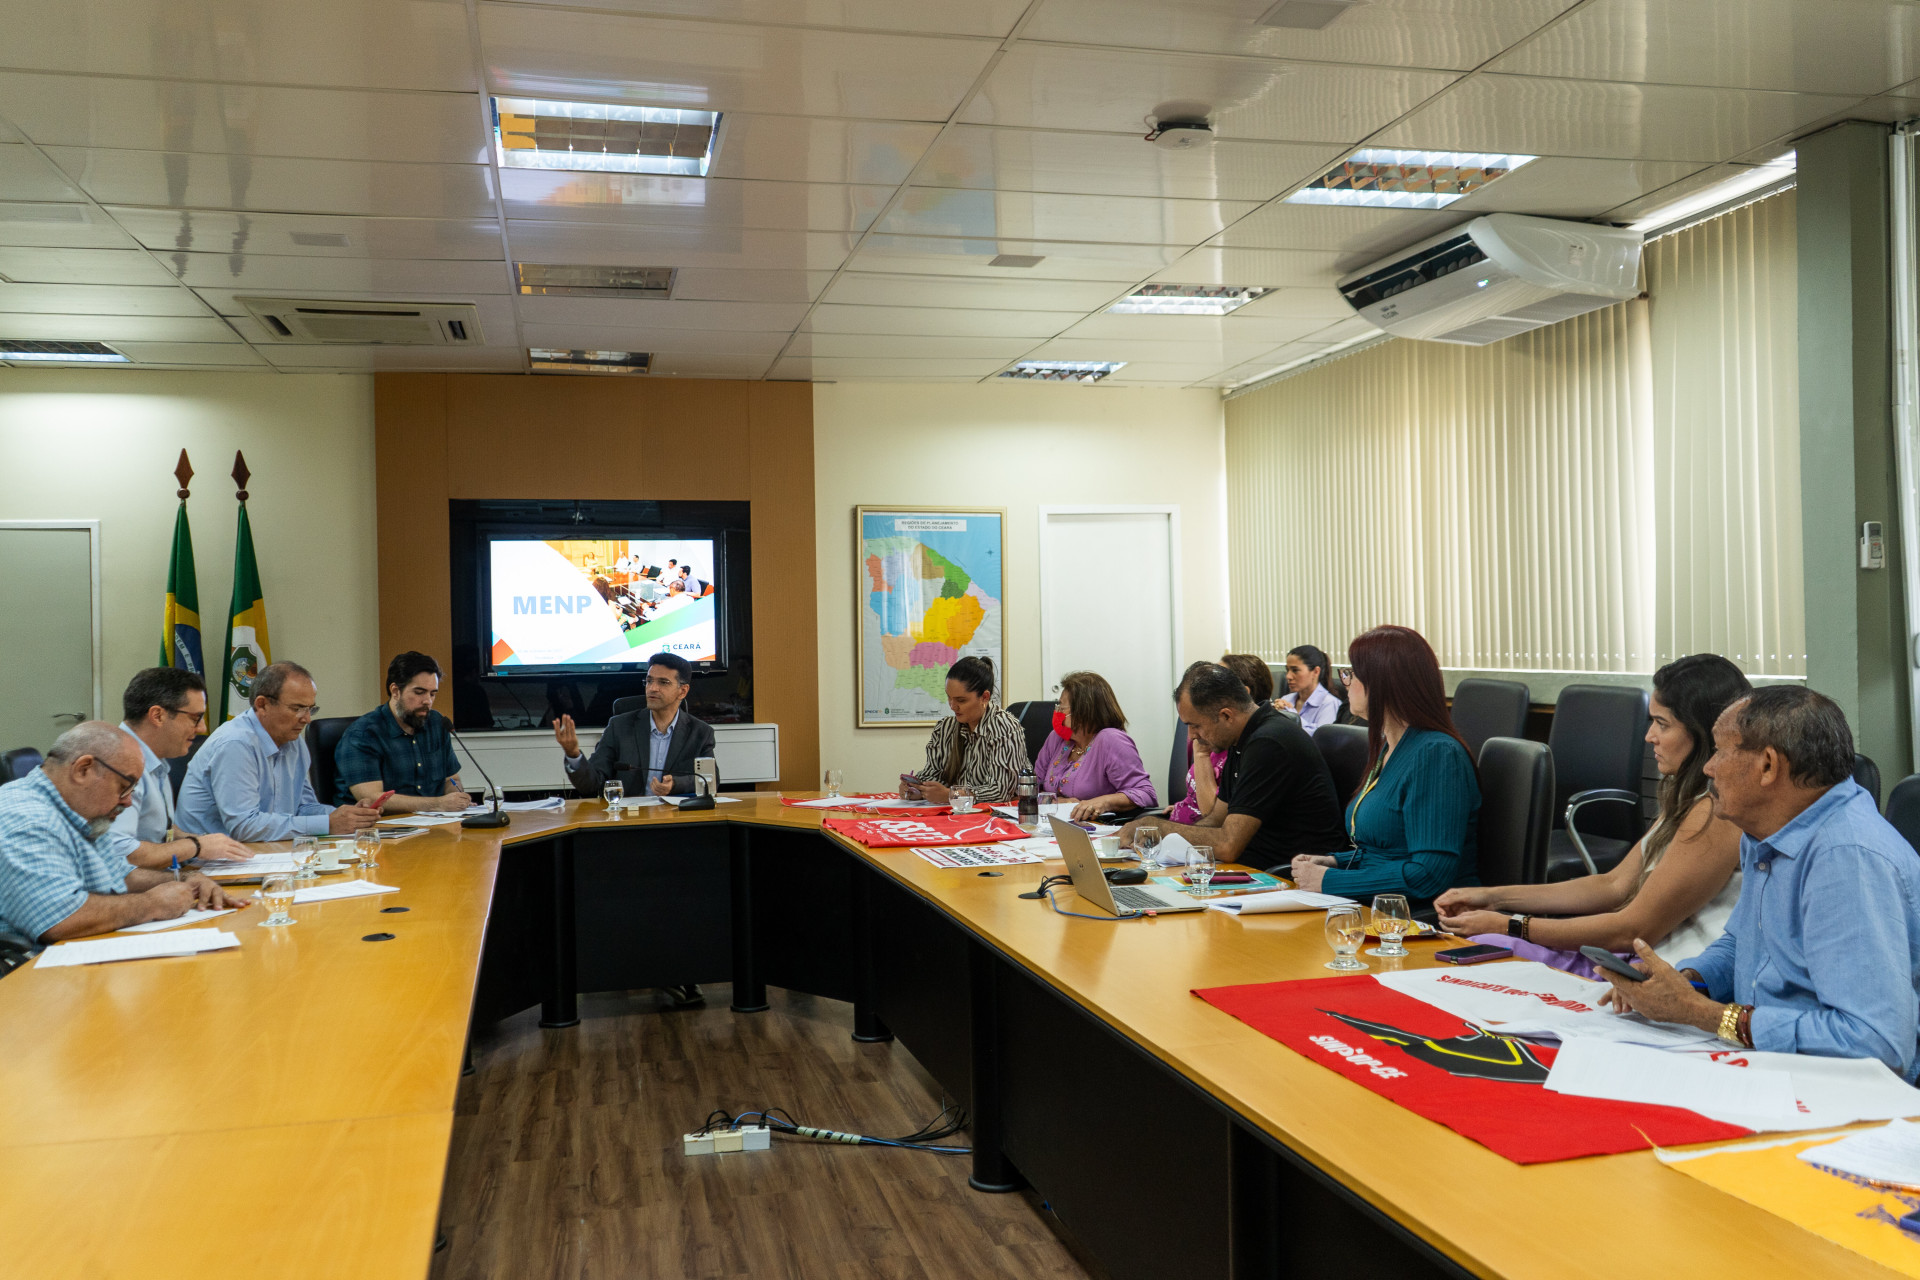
xmin=1049 ymin=818 xmax=1204 ymax=916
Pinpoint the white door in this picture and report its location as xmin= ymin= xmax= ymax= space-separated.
xmin=1039 ymin=507 xmax=1181 ymax=803
xmin=0 ymin=523 xmax=100 ymax=754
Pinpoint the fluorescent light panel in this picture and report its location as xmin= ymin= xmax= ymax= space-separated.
xmin=529 ymin=348 xmax=651 ymax=375
xmin=1628 ymin=153 xmax=1796 ymax=233
xmin=0 ymin=340 xmax=128 ymax=363
xmin=1000 ymin=360 xmax=1126 ymax=383
xmin=1109 ymin=284 xmax=1273 ymax=316
xmin=494 ymin=97 xmax=720 ymax=176
xmin=1289 ymin=148 xmax=1535 ymax=209
xmin=516 ymin=263 xmax=676 ymax=299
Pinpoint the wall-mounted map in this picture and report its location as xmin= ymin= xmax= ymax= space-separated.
xmin=856 ymin=507 xmax=1005 ymax=728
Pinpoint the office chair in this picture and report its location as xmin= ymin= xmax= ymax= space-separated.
xmin=610 ymin=696 xmax=646 ymax=717
xmin=0 ymin=747 xmax=43 ymax=783
xmin=1450 ymin=679 xmax=1530 ymax=761
xmin=1001 ymin=701 xmax=1056 ymax=765
xmin=1475 ymin=737 xmax=1554 ymax=886
xmin=1887 ymin=775 xmax=1920 ymax=854
xmin=1314 ymin=723 xmax=1371 ymax=808
xmin=303 ymin=717 xmax=358 ymax=806
xmin=1854 ymin=753 xmax=1883 ymax=809
xmin=165 ymin=735 xmax=208 ymax=804
xmin=1545 ymin=685 xmax=1651 ymax=880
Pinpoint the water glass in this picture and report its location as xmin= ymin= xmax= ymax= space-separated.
xmin=1135 ymin=823 xmax=1163 ymax=871
xmin=1187 ymin=842 xmax=1217 ymax=897
xmin=355 ymin=828 xmax=382 ymax=870
xmin=1324 ymin=905 xmax=1367 ymax=971
xmin=290 ymin=836 xmax=319 ymax=887
xmin=950 ymin=784 xmax=976 ymax=813
xmin=1368 ymin=894 xmax=1413 ymax=958
xmin=603 ymin=780 xmax=624 ymax=815
xmin=1036 ymin=791 xmax=1057 ymax=815
xmin=824 ymin=769 xmax=844 ymax=799
xmin=260 ymin=874 xmax=296 ymax=927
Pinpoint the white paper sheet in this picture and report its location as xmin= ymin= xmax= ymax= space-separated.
xmin=379 ymin=812 xmax=464 ymax=828
xmin=35 ymin=929 xmax=240 ymax=968
xmin=1673 ymin=1049 xmax=1920 ymax=1130
xmin=1375 ymin=961 xmax=1720 ymax=1050
xmin=291 ymin=880 xmax=400 ymax=904
xmin=608 ymin=796 xmax=666 ymax=809
xmin=1150 ymin=833 xmax=1198 ymax=866
xmin=466 ymin=796 xmax=564 ymax=814
xmin=116 ymin=908 xmax=236 ymax=934
xmin=1797 ymin=1118 xmax=1920 ymax=1185
xmin=1545 ymin=1038 xmax=1803 ymax=1126
xmin=1203 ymin=889 xmax=1357 ymax=915
xmin=202 ymin=853 xmax=298 ymax=878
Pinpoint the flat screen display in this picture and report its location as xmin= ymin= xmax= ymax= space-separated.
xmin=486 ymin=536 xmax=720 ymax=672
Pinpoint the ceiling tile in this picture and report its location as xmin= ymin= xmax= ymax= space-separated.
xmin=705 ymin=114 xmax=941 ymax=185
xmin=802 ymin=304 xmax=1083 ymax=337
xmin=879 ymin=187 xmax=1259 ymax=246
xmin=1372 ymin=75 xmax=1859 ymax=162
xmin=490 ymin=0 xmax=1028 ymax=39
xmin=514 ymin=297 xmax=809 ymax=331
xmin=915 ymin=126 xmax=1343 ymax=202
xmin=112 ymin=341 xmax=270 ymax=366
xmin=1060 ymin=311 xmax=1332 ymax=345
xmin=0 ymin=313 xmax=239 ymax=342
xmin=821 ymin=272 xmax=1132 ymax=311
xmin=1149 ymin=245 xmax=1350 ymax=287
xmin=0 ymin=74 xmax=488 ymax=165
xmin=1309 ymin=315 xmax=1383 ymax=342
xmin=768 ymin=356 xmax=1010 ymax=377
xmin=1023 ymin=0 xmax=1576 ymax=71
xmin=0 ymin=144 xmax=87 ymax=202
xmin=5 ymin=0 xmax=477 ymax=91
xmin=670 ymin=267 xmax=835 ymax=303
xmin=0 ymin=282 xmax=206 ymax=316
xmin=109 ymin=209 xmax=506 ymax=260
xmin=784 ymin=333 xmax=1035 ymax=360
xmin=1446 ymin=156 xmax=1710 ymax=216
xmin=1597 ymin=162 xmax=1765 ymax=221
xmin=519 ymin=323 xmax=792 ymax=355
xmin=174 ymin=256 xmax=513 ymax=294
xmin=961 ymin=45 xmax=1460 ymax=143
xmin=645 ymin=352 xmax=778 ymax=379
xmin=1487 ymin=0 xmax=1920 ymax=96
xmin=506 ymin=222 xmax=854 ymax=271
xmin=1023 ymin=335 xmax=1283 ymax=366
xmin=1231 ymin=286 xmax=1357 ymax=319
xmin=0 ymin=246 xmax=181 ymax=285
xmin=257 ymin=345 xmax=529 ymax=370
xmin=1203 ymin=205 xmax=1469 ymax=260
xmin=0 ymin=203 xmax=139 ymax=249
xmin=45 ymin=149 xmax=497 ymax=219
xmin=850 ymin=234 xmax=1185 ymax=280
xmin=207 ymin=294 xmax=517 ymax=342
xmin=478 ymin=7 xmax=997 ymax=122
xmin=499 ymin=172 xmax=894 ymax=234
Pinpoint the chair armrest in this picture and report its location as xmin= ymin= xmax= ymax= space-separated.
xmin=1563 ymin=789 xmax=1642 ymax=876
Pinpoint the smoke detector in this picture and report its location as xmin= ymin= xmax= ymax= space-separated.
xmin=1146 ymin=121 xmax=1213 ymax=150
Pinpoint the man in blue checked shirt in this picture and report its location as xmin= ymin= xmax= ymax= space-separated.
xmin=0 ymin=722 xmax=245 ymax=950
xmin=1600 ymin=685 xmax=1920 ymax=1081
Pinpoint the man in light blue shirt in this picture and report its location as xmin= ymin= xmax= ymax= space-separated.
xmin=176 ymin=662 xmax=380 ymax=842
xmin=1600 ymin=685 xmax=1920 ymax=1080
xmin=104 ymin=667 xmax=250 ymax=869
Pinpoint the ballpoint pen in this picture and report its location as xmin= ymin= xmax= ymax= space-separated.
xmin=169 ymin=853 xmax=181 ymax=882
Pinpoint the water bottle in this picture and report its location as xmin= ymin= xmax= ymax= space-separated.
xmin=1016 ymin=768 xmax=1039 ymax=827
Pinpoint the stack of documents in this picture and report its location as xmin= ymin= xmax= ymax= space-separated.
xmin=1203 ymin=889 xmax=1357 ymax=915
xmin=291 ymin=880 xmax=399 ymax=904
xmin=202 ymin=853 xmax=299 ymax=879
xmin=1798 ymin=1118 xmax=1920 ymax=1184
xmin=36 ymin=929 xmax=240 ymax=968
xmin=380 ymin=812 xmax=465 ymax=828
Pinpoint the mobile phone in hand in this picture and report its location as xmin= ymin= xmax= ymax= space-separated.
xmin=1579 ymin=945 xmax=1648 ymax=982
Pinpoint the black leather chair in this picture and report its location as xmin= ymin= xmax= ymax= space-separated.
xmin=1165 ymin=712 xmax=1191 ymax=808
xmin=1887 ymin=774 xmax=1920 ymax=854
xmin=1545 ymin=684 xmax=1651 ymax=881
xmin=1450 ymin=679 xmax=1530 ymax=762
xmin=303 ymin=716 xmax=358 ymax=806
xmin=1475 ymin=737 xmax=1554 ymax=887
xmin=1002 ymin=700 xmax=1056 ymax=766
xmin=611 ymin=696 xmax=645 ymax=717
xmin=1 ymin=747 xmax=43 ymax=782
xmin=1315 ymin=723 xmax=1371 ymax=808
xmin=1854 ymin=753 xmax=1883 ymax=809
xmin=165 ymin=734 xmax=209 ymax=804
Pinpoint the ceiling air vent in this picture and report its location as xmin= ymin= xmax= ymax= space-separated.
xmin=0 ymin=340 xmax=128 ymax=363
xmin=515 ymin=263 xmax=676 ymax=299
xmin=238 ymin=298 xmax=483 ymax=345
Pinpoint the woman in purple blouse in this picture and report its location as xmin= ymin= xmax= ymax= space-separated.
xmin=1033 ymin=671 xmax=1157 ymax=821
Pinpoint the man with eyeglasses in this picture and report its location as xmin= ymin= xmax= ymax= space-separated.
xmin=177 ymin=661 xmax=381 ymax=842
xmin=103 ymin=667 xmax=251 ymax=869
xmin=0 ymin=721 xmax=246 ymax=953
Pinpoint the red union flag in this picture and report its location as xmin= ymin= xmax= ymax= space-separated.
xmin=824 ymin=814 xmax=1028 ymax=848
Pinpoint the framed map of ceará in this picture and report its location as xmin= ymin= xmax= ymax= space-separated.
xmin=855 ymin=506 xmax=1006 ymax=729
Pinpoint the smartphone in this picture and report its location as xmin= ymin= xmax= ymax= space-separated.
xmin=1189 ymin=871 xmax=1255 ymax=885
xmin=1436 ymin=943 xmax=1514 ymax=965
xmin=898 ymin=773 xmax=921 ymax=796
xmin=370 ymin=790 xmax=395 ymax=812
xmin=1579 ymin=945 xmax=1648 ymax=982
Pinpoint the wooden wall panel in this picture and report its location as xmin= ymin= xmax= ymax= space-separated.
xmin=373 ymin=373 xmax=816 ymax=790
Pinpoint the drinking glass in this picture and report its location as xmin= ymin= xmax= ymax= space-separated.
xmin=260 ymin=874 xmax=296 ymax=927
xmin=950 ymin=784 xmax=976 ymax=813
xmin=290 ymin=836 xmax=319 ymax=887
xmin=355 ymin=828 xmax=381 ymax=870
xmin=824 ymin=769 xmax=844 ymax=799
xmin=1135 ymin=823 xmax=1163 ymax=871
xmin=1324 ymin=905 xmax=1367 ymax=971
xmin=603 ymin=780 xmax=624 ymax=815
xmin=1037 ymin=791 xmax=1057 ymax=817
xmin=1368 ymin=894 xmax=1413 ymax=958
xmin=1187 ymin=842 xmax=1217 ymax=897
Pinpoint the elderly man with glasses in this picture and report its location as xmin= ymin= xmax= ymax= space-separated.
xmin=177 ymin=662 xmax=380 ymax=842
xmin=102 ymin=667 xmax=251 ymax=869
xmin=0 ymin=721 xmax=244 ymax=953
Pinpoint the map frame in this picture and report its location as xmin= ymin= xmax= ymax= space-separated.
xmin=853 ymin=504 xmax=1007 ymax=730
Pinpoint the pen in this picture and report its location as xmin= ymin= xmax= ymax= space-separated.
xmin=169 ymin=853 xmax=181 ymax=882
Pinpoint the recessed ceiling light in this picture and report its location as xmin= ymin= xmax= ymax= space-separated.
xmin=0 ymin=340 xmax=129 ymax=363
xmin=1108 ymin=284 xmax=1273 ymax=316
xmin=493 ymin=97 xmax=721 ymax=176
xmin=1287 ymin=148 xmax=1536 ymax=210
xmin=1628 ymin=153 xmax=1796 ymax=234
xmin=516 ymin=264 xmax=676 ymax=299
xmin=989 ymin=254 xmax=1045 ymax=268
xmin=1000 ymin=360 xmax=1125 ymax=383
xmin=1257 ymin=0 xmax=1365 ymax=29
xmin=530 ymin=348 xmax=651 ymax=375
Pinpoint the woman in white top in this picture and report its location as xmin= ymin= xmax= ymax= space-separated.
xmin=1435 ymin=653 xmax=1750 ymax=976
xmin=1276 ymin=645 xmax=1344 ymax=735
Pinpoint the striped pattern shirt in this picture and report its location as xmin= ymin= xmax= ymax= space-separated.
xmin=0 ymin=769 xmax=134 ymax=949
xmin=914 ymin=704 xmax=1028 ymax=804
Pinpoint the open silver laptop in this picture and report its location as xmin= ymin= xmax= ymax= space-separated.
xmin=1049 ymin=818 xmax=1203 ymax=916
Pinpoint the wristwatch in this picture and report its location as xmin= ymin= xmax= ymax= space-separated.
xmin=1506 ymin=913 xmax=1531 ymax=940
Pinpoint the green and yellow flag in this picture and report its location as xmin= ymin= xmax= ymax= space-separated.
xmin=219 ymin=499 xmax=271 ymax=722
xmin=160 ymin=498 xmax=204 ymax=675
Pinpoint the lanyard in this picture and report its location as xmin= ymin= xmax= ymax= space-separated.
xmin=1346 ymin=753 xmax=1387 ymax=842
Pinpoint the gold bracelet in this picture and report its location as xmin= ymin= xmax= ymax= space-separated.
xmin=1716 ymin=1003 xmax=1743 ymax=1045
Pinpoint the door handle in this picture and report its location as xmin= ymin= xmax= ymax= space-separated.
xmin=52 ymin=712 xmax=85 ymax=724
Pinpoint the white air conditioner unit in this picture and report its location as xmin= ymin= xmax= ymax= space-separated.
xmin=238 ymin=297 xmax=483 ymax=345
xmin=1337 ymin=214 xmax=1643 ymax=346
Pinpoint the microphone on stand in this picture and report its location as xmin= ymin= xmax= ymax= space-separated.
xmin=450 ymin=724 xmax=511 ymax=829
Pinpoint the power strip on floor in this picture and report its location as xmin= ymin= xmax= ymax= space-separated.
xmin=683 ymin=1125 xmax=771 ymax=1156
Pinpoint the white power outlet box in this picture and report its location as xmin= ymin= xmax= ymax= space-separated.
xmin=683 ymin=1125 xmax=770 ymax=1156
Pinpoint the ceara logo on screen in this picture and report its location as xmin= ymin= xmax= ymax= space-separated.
xmin=512 ymin=595 xmax=598 ymax=616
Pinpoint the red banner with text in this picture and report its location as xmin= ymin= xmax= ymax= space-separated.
xmin=823 ymin=813 xmax=1028 ymax=849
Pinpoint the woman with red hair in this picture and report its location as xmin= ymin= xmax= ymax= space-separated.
xmin=1291 ymin=625 xmax=1480 ymax=907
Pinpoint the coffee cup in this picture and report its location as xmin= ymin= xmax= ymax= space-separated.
xmin=1092 ymin=835 xmax=1120 ymax=859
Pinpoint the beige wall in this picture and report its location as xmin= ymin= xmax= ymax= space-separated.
xmin=0 ymin=369 xmax=379 ymax=722
xmin=813 ymin=380 xmax=1229 ymax=791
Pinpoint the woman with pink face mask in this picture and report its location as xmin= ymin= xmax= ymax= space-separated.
xmin=1032 ymin=671 xmax=1157 ymax=822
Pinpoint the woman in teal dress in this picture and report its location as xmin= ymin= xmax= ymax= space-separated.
xmin=1290 ymin=625 xmax=1480 ymax=907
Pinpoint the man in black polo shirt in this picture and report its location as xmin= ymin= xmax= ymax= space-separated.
xmin=1120 ymin=662 xmax=1347 ymax=872
xmin=333 ymin=652 xmax=472 ymax=812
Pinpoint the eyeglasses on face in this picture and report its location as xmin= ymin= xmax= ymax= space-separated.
xmin=272 ymin=698 xmax=321 ymax=719
xmin=165 ymin=706 xmax=207 ymax=728
xmin=92 ymin=756 xmax=140 ymax=798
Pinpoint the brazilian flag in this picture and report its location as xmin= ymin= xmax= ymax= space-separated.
xmin=160 ymin=499 xmax=203 ymax=675
xmin=219 ymin=501 xmax=271 ymax=722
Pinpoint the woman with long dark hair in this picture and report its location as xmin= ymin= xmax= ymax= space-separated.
xmin=902 ymin=655 xmax=1028 ymax=805
xmin=1277 ymin=644 xmax=1344 ymax=734
xmin=1436 ymin=654 xmax=1749 ymax=975
xmin=1290 ymin=625 xmax=1479 ymax=904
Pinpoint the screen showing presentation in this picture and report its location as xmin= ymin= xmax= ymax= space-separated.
xmin=487 ymin=536 xmax=720 ymax=671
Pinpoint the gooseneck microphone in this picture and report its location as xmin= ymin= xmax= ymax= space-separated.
xmin=449 ymin=723 xmax=511 ymax=829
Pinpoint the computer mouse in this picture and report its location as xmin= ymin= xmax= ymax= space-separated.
xmin=1104 ymin=867 xmax=1148 ymax=885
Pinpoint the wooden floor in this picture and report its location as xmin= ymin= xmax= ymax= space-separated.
xmin=434 ymin=985 xmax=1096 ymax=1280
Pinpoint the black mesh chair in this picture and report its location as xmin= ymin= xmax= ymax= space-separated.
xmin=1314 ymin=723 xmax=1371 ymax=809
xmin=0 ymin=747 xmax=43 ymax=782
xmin=1887 ymin=774 xmax=1920 ymax=854
xmin=1002 ymin=700 xmax=1057 ymax=765
xmin=1451 ymin=679 xmax=1530 ymax=762
xmin=1854 ymin=753 xmax=1883 ymax=809
xmin=303 ymin=716 xmax=358 ymax=806
xmin=1545 ymin=684 xmax=1651 ymax=881
xmin=1475 ymin=737 xmax=1554 ymax=886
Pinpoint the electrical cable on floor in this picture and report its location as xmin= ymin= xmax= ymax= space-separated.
xmin=691 ymin=1102 xmax=973 ymax=1155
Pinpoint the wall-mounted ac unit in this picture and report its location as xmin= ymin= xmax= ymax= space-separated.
xmin=1337 ymin=214 xmax=1643 ymax=346
xmin=238 ymin=297 xmax=483 ymax=345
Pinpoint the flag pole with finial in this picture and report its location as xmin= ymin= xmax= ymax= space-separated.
xmin=160 ymin=450 xmax=204 ymax=675
xmin=218 ymin=450 xmax=272 ymax=722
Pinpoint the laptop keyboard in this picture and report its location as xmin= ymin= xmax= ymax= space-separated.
xmin=1111 ymin=886 xmax=1174 ymax=911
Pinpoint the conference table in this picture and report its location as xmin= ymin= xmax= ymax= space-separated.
xmin=0 ymin=795 xmax=1890 ymax=1280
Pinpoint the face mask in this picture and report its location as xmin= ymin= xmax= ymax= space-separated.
xmin=1052 ymin=710 xmax=1072 ymax=740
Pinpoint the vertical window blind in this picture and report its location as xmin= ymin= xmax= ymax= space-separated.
xmin=1225 ymin=190 xmax=1802 ymax=679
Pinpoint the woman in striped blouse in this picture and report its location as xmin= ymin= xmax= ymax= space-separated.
xmin=901 ymin=656 xmax=1028 ymax=806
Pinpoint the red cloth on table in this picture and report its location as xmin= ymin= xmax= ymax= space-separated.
xmin=823 ymin=813 xmax=1028 ymax=848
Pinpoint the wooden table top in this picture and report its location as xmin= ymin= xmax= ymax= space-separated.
xmin=0 ymin=795 xmax=1890 ymax=1280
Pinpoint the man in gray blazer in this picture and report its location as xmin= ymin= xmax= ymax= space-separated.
xmin=552 ymin=651 xmax=716 ymax=798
